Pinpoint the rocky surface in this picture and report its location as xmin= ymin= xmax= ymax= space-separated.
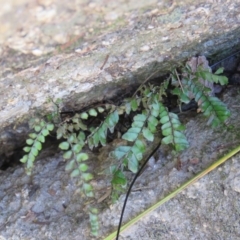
xmin=1 ymin=0 xmax=240 ymax=159
xmin=1 ymin=0 xmax=240 ymax=239
xmin=118 ymin=156 xmax=240 ymax=240
xmin=0 ymin=85 xmax=240 ymax=240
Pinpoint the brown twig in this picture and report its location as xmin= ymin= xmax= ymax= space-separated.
xmin=175 ymin=69 xmax=185 ymax=93
xmin=100 ymin=54 xmax=109 ymax=70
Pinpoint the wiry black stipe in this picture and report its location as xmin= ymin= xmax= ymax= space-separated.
xmin=210 ymin=50 xmax=240 ymax=68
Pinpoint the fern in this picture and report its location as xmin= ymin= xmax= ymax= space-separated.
xmin=196 ymin=66 xmax=228 ymax=85
xmin=89 ymin=207 xmax=99 ymax=237
xmin=113 ymin=113 xmax=149 ymax=173
xmin=20 ymin=118 xmax=54 ymax=175
xmin=59 ymin=130 xmax=99 ymax=233
xmin=87 ymin=109 xmax=119 ymax=149
xmin=109 ymin=82 xmax=189 ymax=201
xmin=171 ymin=66 xmax=230 ymax=127
xmin=19 ymin=58 xmax=231 ymax=236
xmin=159 ymin=102 xmax=189 ymax=151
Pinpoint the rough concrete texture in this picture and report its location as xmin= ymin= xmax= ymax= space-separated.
xmin=0 ymin=86 xmax=240 ymax=239
xmin=1 ymin=0 xmax=240 ymax=158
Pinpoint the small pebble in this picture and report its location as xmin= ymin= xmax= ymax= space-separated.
xmin=140 ymin=45 xmax=150 ymax=52
xmin=230 ymin=176 xmax=240 ymax=193
xmin=32 ymin=49 xmax=43 ymax=56
xmin=147 ymin=25 xmax=154 ymax=29
xmin=162 ymin=36 xmax=169 ymax=42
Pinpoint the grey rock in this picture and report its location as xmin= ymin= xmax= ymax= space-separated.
xmin=221 ymin=56 xmax=239 ymax=72
xmin=230 ymin=73 xmax=240 ymax=85
xmin=1 ymin=0 xmax=240 ymax=159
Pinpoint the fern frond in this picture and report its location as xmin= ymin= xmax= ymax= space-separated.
xmin=113 ymin=139 xmax=146 ymax=173
xmin=159 ymin=103 xmax=189 ymax=151
xmin=60 ymin=131 xmax=94 ymax=197
xmin=113 ymin=100 xmax=160 ymax=173
xmin=172 ymin=65 xmax=230 ymax=127
xmin=120 ymin=96 xmax=142 ymax=115
xmin=196 ymin=66 xmax=228 ymax=85
xmin=89 ymin=207 xmax=99 ymax=237
xmin=183 ymin=78 xmax=230 ymax=126
xmin=20 ymin=119 xmax=54 ymax=175
xmin=112 ymin=113 xmax=147 ymax=173
xmin=112 ymin=87 xmax=168 ymax=174
xmin=199 ymin=96 xmax=230 ymax=127
xmin=87 ymin=110 xmax=119 ymax=149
